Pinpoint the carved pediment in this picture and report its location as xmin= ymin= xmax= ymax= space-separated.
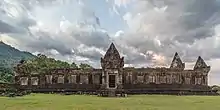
xmin=101 ymin=43 xmax=124 ymax=69
xmin=104 ymin=43 xmax=120 ymax=60
xmin=170 ymin=52 xmax=185 ymax=70
xmin=194 ymin=56 xmax=210 ymax=72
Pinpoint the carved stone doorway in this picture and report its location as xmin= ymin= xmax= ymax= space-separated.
xmin=109 ymin=75 xmax=116 ymax=88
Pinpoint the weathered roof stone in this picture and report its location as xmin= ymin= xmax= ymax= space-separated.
xmin=194 ymin=56 xmax=208 ymax=69
xmin=103 ymin=43 xmax=120 ymax=60
xmin=170 ymin=52 xmax=185 ymax=70
xmin=101 ymin=43 xmax=124 ymax=69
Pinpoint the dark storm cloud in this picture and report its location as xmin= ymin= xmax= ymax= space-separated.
xmin=117 ymin=0 xmax=220 ymax=66
xmin=1 ymin=0 xmax=220 ymax=74
xmin=0 ymin=0 xmax=111 ymax=59
xmin=172 ymin=0 xmax=220 ymax=43
xmin=26 ymin=39 xmax=74 ymax=56
xmin=75 ymin=49 xmax=103 ymax=61
xmin=0 ymin=20 xmax=18 ymax=33
xmin=0 ymin=0 xmax=37 ymax=34
xmin=72 ymin=29 xmax=111 ymax=49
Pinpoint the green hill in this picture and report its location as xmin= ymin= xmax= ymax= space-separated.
xmin=0 ymin=41 xmax=36 ymax=83
xmin=0 ymin=41 xmax=36 ymax=68
xmin=0 ymin=41 xmax=93 ymax=83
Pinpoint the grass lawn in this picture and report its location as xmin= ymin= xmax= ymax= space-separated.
xmin=0 ymin=94 xmax=220 ymax=110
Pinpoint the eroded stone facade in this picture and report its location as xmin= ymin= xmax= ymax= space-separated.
xmin=14 ymin=43 xmax=212 ymax=95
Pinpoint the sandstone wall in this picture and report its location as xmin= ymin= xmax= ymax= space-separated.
xmin=15 ymin=67 xmax=209 ymax=91
xmin=15 ymin=68 xmax=102 ymax=91
xmin=122 ymin=67 xmax=209 ymax=90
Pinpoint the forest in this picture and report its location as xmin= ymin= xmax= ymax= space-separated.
xmin=0 ymin=54 xmax=93 ymax=83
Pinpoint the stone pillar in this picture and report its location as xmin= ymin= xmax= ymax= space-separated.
xmin=156 ymin=75 xmax=159 ymax=84
xmin=101 ymin=71 xmax=107 ymax=89
xmin=106 ymin=72 xmax=109 ymax=88
xmin=206 ymin=75 xmax=208 ymax=85
xmin=203 ymin=75 xmax=208 ymax=85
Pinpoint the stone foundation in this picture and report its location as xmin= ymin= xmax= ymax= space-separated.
xmin=97 ymin=89 xmax=127 ymax=97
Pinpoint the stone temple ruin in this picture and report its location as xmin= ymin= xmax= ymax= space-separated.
xmin=14 ymin=43 xmax=216 ymax=96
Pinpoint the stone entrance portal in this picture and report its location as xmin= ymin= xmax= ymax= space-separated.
xmin=109 ymin=75 xmax=116 ymax=88
xmin=99 ymin=43 xmax=126 ymax=97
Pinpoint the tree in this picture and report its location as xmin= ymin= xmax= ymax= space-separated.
xmin=79 ymin=63 xmax=93 ymax=69
xmin=71 ymin=62 xmax=78 ymax=69
xmin=0 ymin=67 xmax=13 ymax=83
xmin=211 ymin=85 xmax=220 ymax=91
xmin=14 ymin=54 xmax=94 ymax=76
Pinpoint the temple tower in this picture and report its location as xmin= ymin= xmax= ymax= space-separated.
xmin=193 ymin=56 xmax=210 ymax=72
xmin=170 ymin=52 xmax=185 ymax=70
xmin=193 ymin=56 xmax=210 ymax=85
xmin=100 ymin=43 xmax=124 ymax=91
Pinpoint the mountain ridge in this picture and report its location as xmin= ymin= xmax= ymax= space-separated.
xmin=0 ymin=41 xmax=36 ymax=68
xmin=0 ymin=41 xmax=93 ymax=83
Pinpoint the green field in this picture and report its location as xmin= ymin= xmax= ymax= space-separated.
xmin=0 ymin=94 xmax=220 ymax=110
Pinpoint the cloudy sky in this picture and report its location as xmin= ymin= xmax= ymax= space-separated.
xmin=0 ymin=0 xmax=220 ymax=85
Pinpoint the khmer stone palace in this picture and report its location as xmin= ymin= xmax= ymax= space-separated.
xmin=14 ymin=43 xmax=216 ymax=96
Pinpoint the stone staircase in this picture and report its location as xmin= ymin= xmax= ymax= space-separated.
xmin=97 ymin=89 xmax=127 ymax=97
xmin=108 ymin=89 xmax=116 ymax=97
